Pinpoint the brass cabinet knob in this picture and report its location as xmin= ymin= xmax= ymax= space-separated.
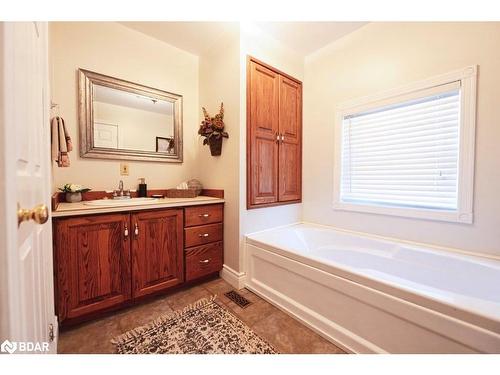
xmin=17 ymin=203 xmax=49 ymax=226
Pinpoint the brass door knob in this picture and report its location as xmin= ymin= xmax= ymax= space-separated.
xmin=17 ymin=203 xmax=49 ymax=226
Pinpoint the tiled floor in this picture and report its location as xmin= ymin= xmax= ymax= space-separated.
xmin=57 ymin=277 xmax=346 ymax=354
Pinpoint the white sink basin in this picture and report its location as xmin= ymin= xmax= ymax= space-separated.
xmin=83 ymin=197 xmax=159 ymax=207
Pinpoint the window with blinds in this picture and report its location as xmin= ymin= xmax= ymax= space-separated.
xmin=334 ymin=67 xmax=477 ymax=223
xmin=340 ymin=83 xmax=461 ymax=211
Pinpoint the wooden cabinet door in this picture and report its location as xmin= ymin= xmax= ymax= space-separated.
xmin=131 ymin=209 xmax=184 ymax=298
xmin=247 ymin=59 xmax=280 ymax=208
xmin=278 ymin=75 xmax=302 ymax=202
xmin=54 ymin=214 xmax=131 ymax=323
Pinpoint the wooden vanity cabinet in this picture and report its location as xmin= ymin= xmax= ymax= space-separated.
xmin=247 ymin=57 xmax=302 ymax=209
xmin=53 ymin=203 xmax=224 ymax=326
xmin=53 ymin=214 xmax=131 ymax=323
xmin=131 ymin=209 xmax=184 ymax=298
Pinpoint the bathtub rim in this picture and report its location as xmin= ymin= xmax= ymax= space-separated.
xmin=250 ymin=220 xmax=500 ymax=263
xmin=245 ymin=222 xmax=500 ymax=335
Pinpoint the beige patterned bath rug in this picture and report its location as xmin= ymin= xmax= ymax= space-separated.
xmin=111 ymin=296 xmax=277 ymax=354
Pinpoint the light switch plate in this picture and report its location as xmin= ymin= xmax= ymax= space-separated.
xmin=120 ymin=163 xmax=129 ymax=176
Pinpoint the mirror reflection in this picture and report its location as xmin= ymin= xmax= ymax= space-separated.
xmin=93 ymin=85 xmax=175 ymax=153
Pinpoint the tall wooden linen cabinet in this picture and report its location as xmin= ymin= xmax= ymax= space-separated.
xmin=247 ymin=57 xmax=302 ymax=209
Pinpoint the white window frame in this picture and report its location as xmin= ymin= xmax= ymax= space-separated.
xmin=333 ymin=66 xmax=477 ymax=224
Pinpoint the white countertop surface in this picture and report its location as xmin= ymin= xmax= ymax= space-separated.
xmin=52 ymin=195 xmax=225 ymax=218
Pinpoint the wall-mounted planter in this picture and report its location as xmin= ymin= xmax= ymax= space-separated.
xmin=199 ymin=103 xmax=228 ymax=157
xmin=209 ymin=136 xmax=223 ymax=156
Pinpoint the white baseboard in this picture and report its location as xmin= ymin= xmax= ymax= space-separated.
xmin=220 ymin=264 xmax=246 ymax=290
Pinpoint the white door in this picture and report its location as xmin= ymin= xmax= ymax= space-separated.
xmin=94 ymin=122 xmax=119 ymax=149
xmin=0 ymin=22 xmax=57 ymax=354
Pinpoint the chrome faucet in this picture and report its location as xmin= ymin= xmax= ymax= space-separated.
xmin=113 ymin=180 xmax=131 ymax=199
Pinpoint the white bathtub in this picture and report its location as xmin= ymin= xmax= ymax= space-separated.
xmin=244 ymin=223 xmax=500 ymax=353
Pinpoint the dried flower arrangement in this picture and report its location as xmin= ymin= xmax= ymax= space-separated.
xmin=198 ymin=102 xmax=228 ymax=156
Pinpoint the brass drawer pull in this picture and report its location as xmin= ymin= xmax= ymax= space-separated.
xmin=124 ymin=224 xmax=129 ymax=238
xmin=198 ymin=233 xmax=209 ymax=238
xmin=134 ymin=223 xmax=139 ymax=237
xmin=199 ymin=258 xmax=211 ymax=264
xmin=198 ymin=213 xmax=210 ymax=218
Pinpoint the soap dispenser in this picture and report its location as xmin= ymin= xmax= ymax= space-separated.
xmin=138 ymin=178 xmax=147 ymax=197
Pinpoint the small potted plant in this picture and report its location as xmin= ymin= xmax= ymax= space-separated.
xmin=198 ymin=102 xmax=228 ymax=156
xmin=59 ymin=183 xmax=91 ymax=203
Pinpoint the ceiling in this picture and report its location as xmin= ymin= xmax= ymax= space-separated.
xmin=94 ymin=85 xmax=173 ymax=116
xmin=120 ymin=22 xmax=237 ymax=56
xmin=120 ymin=22 xmax=367 ymax=57
xmin=255 ymin=22 xmax=367 ymax=56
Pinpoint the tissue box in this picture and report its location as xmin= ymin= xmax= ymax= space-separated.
xmin=165 ymin=189 xmax=199 ymax=198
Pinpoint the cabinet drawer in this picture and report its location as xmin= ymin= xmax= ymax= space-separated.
xmin=185 ymin=223 xmax=223 ymax=248
xmin=185 ymin=204 xmax=223 ymax=227
xmin=185 ymin=241 xmax=223 ymax=281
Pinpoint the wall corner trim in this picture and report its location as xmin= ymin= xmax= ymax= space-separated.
xmin=220 ymin=264 xmax=247 ymax=290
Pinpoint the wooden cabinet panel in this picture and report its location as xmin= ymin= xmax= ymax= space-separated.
xmin=185 ymin=223 xmax=223 ymax=248
xmin=185 ymin=241 xmax=223 ymax=282
xmin=279 ymin=76 xmax=302 ymax=201
xmin=185 ymin=204 xmax=223 ymax=227
xmin=54 ymin=214 xmax=131 ymax=322
xmin=253 ymin=137 xmax=279 ymax=204
xmin=247 ymin=57 xmax=302 ymax=208
xmin=249 ymin=63 xmax=280 ymax=135
xmin=279 ymin=76 xmax=301 ymax=139
xmin=247 ymin=59 xmax=280 ymax=207
xmin=131 ymin=209 xmax=184 ymax=298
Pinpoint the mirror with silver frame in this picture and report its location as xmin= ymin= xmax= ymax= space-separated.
xmin=79 ymin=69 xmax=183 ymax=162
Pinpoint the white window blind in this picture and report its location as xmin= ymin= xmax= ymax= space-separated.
xmin=340 ymin=82 xmax=461 ymax=211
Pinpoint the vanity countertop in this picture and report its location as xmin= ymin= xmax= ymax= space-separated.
xmin=52 ymin=195 xmax=225 ymax=218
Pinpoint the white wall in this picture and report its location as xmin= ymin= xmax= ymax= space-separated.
xmin=199 ymin=23 xmax=306 ymax=274
xmin=50 ymin=22 xmax=199 ymax=191
xmin=198 ymin=24 xmax=241 ymax=271
xmin=238 ymin=23 xmax=304 ymax=270
xmin=303 ymin=22 xmax=500 ymax=257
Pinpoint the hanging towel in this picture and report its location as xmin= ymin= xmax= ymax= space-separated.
xmin=51 ymin=116 xmax=73 ymax=167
